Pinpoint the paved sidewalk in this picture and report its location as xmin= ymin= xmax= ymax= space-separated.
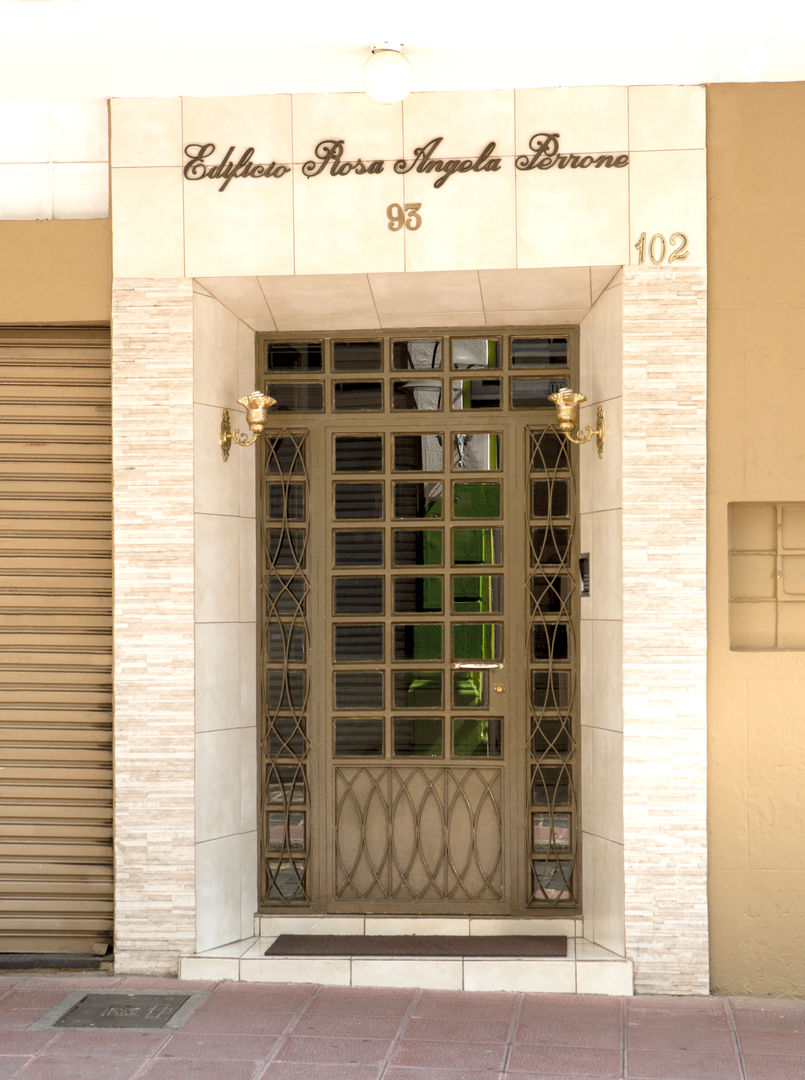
xmin=1 ymin=972 xmax=804 ymax=1079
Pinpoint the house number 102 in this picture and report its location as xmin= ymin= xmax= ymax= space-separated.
xmin=387 ymin=203 xmax=422 ymax=231
xmin=634 ymin=231 xmax=689 ymax=264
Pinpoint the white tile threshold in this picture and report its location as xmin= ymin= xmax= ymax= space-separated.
xmin=180 ymin=927 xmax=633 ymax=995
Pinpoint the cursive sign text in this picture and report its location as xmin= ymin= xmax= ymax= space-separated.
xmin=184 ymin=144 xmax=291 ymax=191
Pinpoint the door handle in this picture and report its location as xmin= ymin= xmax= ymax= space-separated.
xmin=451 ymin=662 xmax=503 ymax=670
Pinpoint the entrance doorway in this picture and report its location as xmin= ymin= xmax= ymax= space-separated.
xmin=257 ymin=330 xmax=579 ymax=915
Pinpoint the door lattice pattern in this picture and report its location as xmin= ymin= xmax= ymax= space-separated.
xmin=527 ymin=427 xmax=578 ymax=906
xmin=334 ymin=766 xmax=503 ymax=901
xmin=260 ymin=430 xmax=311 ymax=904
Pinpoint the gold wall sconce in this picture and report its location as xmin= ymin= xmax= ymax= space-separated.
xmin=548 ymin=388 xmax=605 ymax=458
xmin=219 ymin=391 xmax=277 ymax=462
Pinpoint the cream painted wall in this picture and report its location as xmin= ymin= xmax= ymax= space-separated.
xmin=707 ymin=82 xmax=805 ymax=997
xmin=0 ymin=220 xmax=111 ymax=321
xmin=193 ymin=285 xmax=260 ymax=951
xmin=0 ymin=101 xmax=108 ymax=220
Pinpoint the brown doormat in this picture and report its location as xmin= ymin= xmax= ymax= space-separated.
xmin=265 ymin=934 xmax=566 ymax=958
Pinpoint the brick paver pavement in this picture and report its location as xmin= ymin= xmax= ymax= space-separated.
xmin=1 ymin=973 xmax=804 ymax=1079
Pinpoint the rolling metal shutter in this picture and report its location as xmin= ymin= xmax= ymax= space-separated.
xmin=0 ymin=327 xmax=113 ymax=954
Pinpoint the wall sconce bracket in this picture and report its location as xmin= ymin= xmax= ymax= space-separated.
xmin=219 ymin=392 xmax=277 ymax=462
xmin=548 ymin=391 xmax=605 ymax=458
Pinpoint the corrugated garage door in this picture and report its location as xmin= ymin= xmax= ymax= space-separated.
xmin=0 ymin=327 xmax=113 ymax=955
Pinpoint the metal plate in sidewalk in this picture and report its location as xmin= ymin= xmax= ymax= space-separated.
xmin=32 ymin=990 xmax=210 ymax=1032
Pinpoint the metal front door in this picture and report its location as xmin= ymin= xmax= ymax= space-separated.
xmin=258 ymin=331 xmax=579 ymax=915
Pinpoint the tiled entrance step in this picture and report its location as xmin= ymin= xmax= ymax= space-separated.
xmin=179 ymin=916 xmax=633 ymax=995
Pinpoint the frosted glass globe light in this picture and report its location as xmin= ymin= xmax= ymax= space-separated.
xmin=361 ymin=47 xmax=413 ymax=104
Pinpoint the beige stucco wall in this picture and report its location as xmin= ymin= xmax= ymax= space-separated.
xmin=707 ymin=82 xmax=805 ymax=997
xmin=0 ymin=219 xmax=111 ymax=323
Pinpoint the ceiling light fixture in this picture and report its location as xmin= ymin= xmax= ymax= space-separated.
xmin=361 ymin=43 xmax=413 ymax=105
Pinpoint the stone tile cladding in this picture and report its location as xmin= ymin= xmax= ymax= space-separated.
xmin=112 ymin=278 xmax=196 ymax=973
xmin=621 ymin=265 xmax=709 ymax=993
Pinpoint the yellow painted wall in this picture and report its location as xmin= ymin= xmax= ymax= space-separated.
xmin=708 ymin=82 xmax=805 ymax=996
xmin=0 ymin=219 xmax=111 ymax=323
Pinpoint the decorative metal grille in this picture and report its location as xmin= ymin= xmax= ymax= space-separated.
xmin=334 ymin=766 xmax=503 ymax=901
xmin=256 ymin=331 xmax=579 ymax=914
xmin=260 ymin=430 xmax=311 ymax=904
xmin=526 ymin=427 xmax=578 ymax=906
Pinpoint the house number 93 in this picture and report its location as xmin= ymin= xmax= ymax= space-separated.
xmin=387 ymin=203 xmax=422 ymax=231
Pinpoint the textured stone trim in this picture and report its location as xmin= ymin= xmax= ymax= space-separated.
xmin=112 ymin=278 xmax=196 ymax=973
xmin=621 ymin=266 xmax=709 ymax=994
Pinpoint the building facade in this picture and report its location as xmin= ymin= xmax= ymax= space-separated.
xmin=0 ymin=81 xmax=803 ymax=997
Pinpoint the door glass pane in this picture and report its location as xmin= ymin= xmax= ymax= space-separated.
xmin=268 ymin=383 xmax=324 ymax=412
xmin=334 ymin=482 xmax=383 ymax=519
xmin=334 ymin=381 xmax=383 ymax=411
xmin=530 ymin=429 xmax=568 ymax=470
xmin=393 ymin=623 xmax=443 ymax=660
xmin=393 ymin=576 xmax=443 ymax=613
xmin=267 ymin=860 xmax=306 ymax=900
xmin=532 ymin=623 xmax=570 ymax=661
xmin=266 ymin=341 xmax=323 ymax=371
xmin=392 ymin=339 xmax=442 ymax=370
xmin=530 ymin=526 xmax=571 ymax=564
xmin=529 ymin=574 xmax=571 ymax=613
xmin=453 ymin=669 xmax=490 ymax=707
xmin=532 ymin=764 xmax=572 ymax=806
xmin=452 ymin=575 xmax=503 ymax=613
xmin=452 ymin=623 xmax=502 ymax=660
xmin=268 ymin=716 xmax=306 ymax=757
xmin=392 ymin=380 xmax=443 ymax=411
xmin=512 ymin=377 xmax=568 ymax=409
xmin=334 ymin=576 xmax=384 ymax=614
xmin=393 ymin=481 xmax=444 ymax=519
xmin=531 ymin=670 xmax=572 ymax=710
xmin=393 ymin=529 xmax=443 ymax=566
xmin=532 ymin=716 xmax=572 ymax=755
xmin=268 ymin=812 xmax=306 ymax=851
xmin=268 ymin=624 xmax=306 ymax=662
xmin=335 ymin=671 xmax=384 ymax=709
xmin=266 ymin=436 xmax=306 ymax=474
xmin=267 ymin=483 xmax=306 ymax=520
xmin=453 ymin=433 xmax=501 ymax=471
xmin=267 ymin=576 xmax=306 ymax=615
xmin=393 ymin=670 xmax=443 ymax=708
xmin=453 ymin=482 xmax=501 ymax=519
xmin=333 ymin=529 xmax=384 ymax=566
xmin=334 ymin=623 xmax=384 ymax=662
xmin=267 ymin=530 xmax=306 ymax=567
xmin=511 ymin=337 xmax=568 ymax=366
xmin=453 ymin=717 xmax=502 ymax=757
xmin=334 ymin=435 xmax=383 ymax=472
xmin=334 ymin=717 xmax=384 ymax=756
xmin=393 ymin=433 xmax=444 ymax=471
xmin=532 ymin=812 xmax=571 ymax=852
xmin=333 ymin=340 xmax=382 ymax=372
xmin=393 ymin=717 xmax=443 ymax=756
xmin=452 ymin=528 xmax=502 ymax=566
xmin=452 ymin=338 xmax=499 ymax=369
xmin=268 ymin=671 xmax=306 ymax=709
xmin=267 ymin=763 xmax=306 ymax=805
xmin=451 ymin=379 xmax=501 ymax=409
xmin=532 ymin=479 xmax=570 ymax=518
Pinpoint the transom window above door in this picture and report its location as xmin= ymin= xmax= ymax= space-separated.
xmin=259 ymin=333 xmax=573 ymax=415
